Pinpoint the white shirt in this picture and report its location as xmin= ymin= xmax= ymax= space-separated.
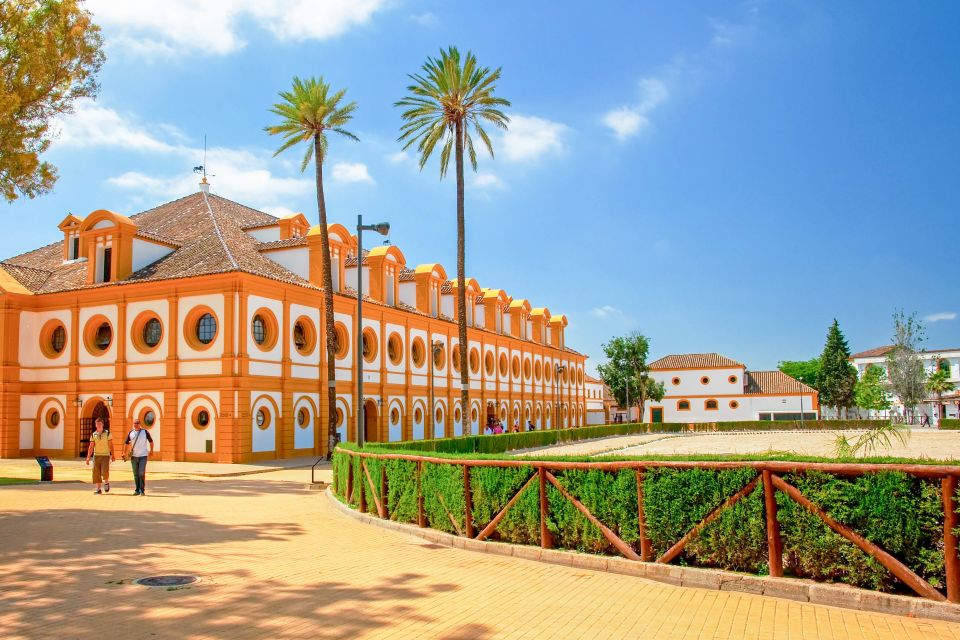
xmin=125 ymin=428 xmax=153 ymax=457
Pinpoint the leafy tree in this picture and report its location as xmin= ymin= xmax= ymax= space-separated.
xmin=597 ymin=332 xmax=661 ymax=422
xmin=886 ymin=310 xmax=927 ymax=422
xmin=266 ymin=77 xmax=358 ymax=455
xmin=0 ymin=0 xmax=104 ymax=201
xmin=854 ymin=365 xmax=890 ymax=413
xmin=777 ymin=359 xmax=821 ymax=389
xmin=927 ymin=365 xmax=955 ymax=424
xmin=816 ymin=319 xmax=857 ymax=418
xmin=396 ymin=47 xmax=510 ymax=434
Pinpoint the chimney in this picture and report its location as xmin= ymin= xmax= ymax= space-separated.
xmin=199 ymin=176 xmax=210 ymax=194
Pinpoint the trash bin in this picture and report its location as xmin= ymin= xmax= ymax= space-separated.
xmin=35 ymin=456 xmax=53 ymax=482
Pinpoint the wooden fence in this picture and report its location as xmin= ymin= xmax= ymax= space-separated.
xmin=336 ymin=448 xmax=960 ymax=602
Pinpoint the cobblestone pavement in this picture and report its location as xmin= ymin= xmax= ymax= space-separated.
xmin=2 ymin=470 xmax=958 ymax=639
xmin=536 ymin=429 xmax=960 ymax=459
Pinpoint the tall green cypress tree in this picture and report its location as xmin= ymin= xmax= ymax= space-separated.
xmin=817 ymin=319 xmax=858 ymax=417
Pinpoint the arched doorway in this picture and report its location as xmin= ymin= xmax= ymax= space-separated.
xmin=364 ymin=399 xmax=379 ymax=443
xmin=79 ymin=401 xmax=110 ymax=456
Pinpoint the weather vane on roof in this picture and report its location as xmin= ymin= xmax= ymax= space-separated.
xmin=193 ymin=134 xmax=215 ymax=182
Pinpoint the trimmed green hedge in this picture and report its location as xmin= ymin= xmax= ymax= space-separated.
xmin=368 ymin=420 xmax=889 ymax=455
xmin=333 ymin=445 xmax=954 ymax=597
xmin=941 ymin=419 xmax=960 ymax=430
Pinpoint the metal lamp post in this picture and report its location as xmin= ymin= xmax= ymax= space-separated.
xmin=355 ymin=214 xmax=390 ymax=448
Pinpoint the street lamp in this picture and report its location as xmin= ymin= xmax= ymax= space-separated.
xmin=429 ymin=340 xmax=443 ymax=439
xmin=554 ymin=363 xmax=566 ymax=429
xmin=356 ymin=214 xmax=390 ymax=449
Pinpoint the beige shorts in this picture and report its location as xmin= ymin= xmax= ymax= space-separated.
xmin=92 ymin=455 xmax=110 ymax=483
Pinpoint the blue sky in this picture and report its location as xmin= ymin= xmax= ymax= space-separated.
xmin=4 ymin=1 xmax=959 ymax=372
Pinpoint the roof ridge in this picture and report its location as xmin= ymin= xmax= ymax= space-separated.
xmin=201 ymin=191 xmax=239 ymax=271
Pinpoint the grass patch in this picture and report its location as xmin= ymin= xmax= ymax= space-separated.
xmin=0 ymin=477 xmax=34 ymax=485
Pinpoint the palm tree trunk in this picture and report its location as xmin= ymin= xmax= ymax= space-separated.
xmin=455 ymin=119 xmax=470 ymax=434
xmin=314 ymin=135 xmax=339 ymax=458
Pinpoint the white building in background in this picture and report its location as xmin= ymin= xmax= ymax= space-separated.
xmin=647 ymin=353 xmax=818 ymax=424
xmin=849 ymin=346 xmax=960 ymax=423
xmin=584 ymin=374 xmax=609 ymax=425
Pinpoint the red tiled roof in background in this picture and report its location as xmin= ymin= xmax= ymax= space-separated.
xmin=745 ymin=371 xmax=815 ymax=395
xmin=648 ymin=353 xmax=743 ymax=370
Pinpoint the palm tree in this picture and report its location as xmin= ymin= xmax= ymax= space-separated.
xmin=396 ymin=47 xmax=510 ymax=435
xmin=266 ymin=76 xmax=358 ymax=457
xmin=927 ymin=364 xmax=956 ymax=426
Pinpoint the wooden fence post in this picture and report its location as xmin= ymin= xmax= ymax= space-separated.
xmin=464 ymin=465 xmax=474 ymax=538
xmin=762 ymin=469 xmax=783 ymax=577
xmin=539 ymin=467 xmax=552 ymax=549
xmin=380 ymin=465 xmax=388 ymax=520
xmin=636 ymin=469 xmax=652 ymax=561
xmin=346 ymin=458 xmax=354 ymax=504
xmin=358 ymin=464 xmax=368 ymax=514
xmin=417 ymin=460 xmax=426 ymax=528
xmin=944 ymin=475 xmax=960 ymax=603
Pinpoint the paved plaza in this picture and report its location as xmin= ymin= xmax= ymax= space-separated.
xmin=2 ymin=464 xmax=960 ymax=639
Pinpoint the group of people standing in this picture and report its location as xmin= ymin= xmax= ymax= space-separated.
xmin=484 ymin=418 xmax=537 ymax=435
xmin=85 ymin=416 xmax=155 ymax=495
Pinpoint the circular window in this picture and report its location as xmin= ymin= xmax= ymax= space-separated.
xmin=536 ymin=406 xmax=542 ymax=420
xmin=255 ymin=407 xmax=270 ymax=430
xmin=524 ymin=406 xmax=531 ymax=420
xmin=498 ymin=353 xmax=508 ymax=377
xmin=534 ymin=360 xmax=542 ymax=381
xmin=563 ymin=368 xmax=570 ymax=385
xmin=511 ymin=356 xmax=520 ymax=378
xmin=387 ymin=333 xmax=403 ymax=365
xmin=390 ymin=408 xmax=400 ymax=425
xmin=577 ymin=369 xmax=583 ymax=386
xmin=40 ymin=320 xmax=67 ymax=358
xmin=414 ymin=407 xmax=423 ymax=424
xmin=193 ymin=407 xmax=211 ymax=430
xmin=484 ymin=351 xmax=494 ymax=376
xmin=45 ymin=408 xmax=60 ymax=428
xmin=545 ymin=364 xmax=553 ymax=383
xmin=143 ymin=318 xmax=162 ymax=348
xmin=411 ymin=337 xmax=426 ymax=367
xmin=729 ymin=400 xmax=740 ymax=409
xmin=452 ymin=345 xmax=461 ymax=373
xmin=523 ymin=358 xmax=532 ymax=379
xmin=293 ymin=317 xmax=316 ymax=356
xmin=361 ymin=328 xmax=377 ymax=362
xmin=335 ymin=408 xmax=344 ymax=428
xmin=435 ymin=407 xmax=443 ymax=424
xmin=433 ymin=342 xmax=445 ymax=370
xmin=700 ymin=376 xmax=710 ymax=385
xmin=131 ymin=312 xmax=163 ymax=354
xmin=297 ymin=407 xmax=310 ymax=427
xmin=471 ymin=407 xmax=478 ymax=422
xmin=251 ymin=309 xmax=278 ymax=351
xmin=333 ymin=323 xmax=349 ymax=359
xmin=728 ymin=375 xmax=738 ymax=384
xmin=185 ymin=307 xmax=218 ymax=350
xmin=454 ymin=407 xmax=462 ymax=423
xmin=141 ymin=409 xmax=156 ymax=427
xmin=513 ymin=407 xmax=520 ymax=420
xmin=84 ymin=316 xmax=113 ymax=355
xmin=499 ymin=406 xmax=507 ymax=420
xmin=469 ymin=348 xmax=480 ymax=373
xmin=672 ymin=377 xmax=680 ymax=386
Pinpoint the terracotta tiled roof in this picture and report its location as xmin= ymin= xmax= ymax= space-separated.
xmin=258 ymin=237 xmax=307 ymax=251
xmin=399 ymin=268 xmax=416 ymax=282
xmin=849 ymin=345 xmax=895 ymax=359
xmin=0 ymin=193 xmax=319 ymax=294
xmin=440 ymin=280 xmax=453 ymax=294
xmin=648 ymin=353 xmax=743 ymax=370
xmin=0 ymin=262 xmax=52 ymax=291
xmin=745 ymin=371 xmax=815 ymax=395
xmin=343 ymin=249 xmax=369 ymax=267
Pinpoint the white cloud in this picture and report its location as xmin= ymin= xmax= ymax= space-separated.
xmin=86 ymin=0 xmax=386 ymax=58
xmin=331 ymin=162 xmax=374 ymax=184
xmin=54 ymin=101 xmax=175 ymax=153
xmin=590 ymin=305 xmax=626 ymax=320
xmin=388 ymin=151 xmax=414 ymax=165
xmin=500 ymin=115 xmax=568 ymax=163
xmin=408 ymin=12 xmax=438 ymax=27
xmin=924 ymin=312 xmax=957 ymax=323
xmin=603 ymin=77 xmax=669 ymax=141
xmin=261 ymin=205 xmax=300 ymax=219
xmin=471 ymin=172 xmax=505 ymax=189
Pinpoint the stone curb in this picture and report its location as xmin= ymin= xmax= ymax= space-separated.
xmin=325 ymin=488 xmax=960 ymax=624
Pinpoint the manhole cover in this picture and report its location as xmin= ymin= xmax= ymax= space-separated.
xmin=134 ymin=575 xmax=200 ymax=587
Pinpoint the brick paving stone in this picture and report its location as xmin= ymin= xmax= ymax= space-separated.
xmin=1 ymin=470 xmax=959 ymax=639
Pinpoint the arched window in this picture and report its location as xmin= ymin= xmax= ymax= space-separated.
xmin=705 ymin=399 xmax=718 ymax=410
xmin=677 ymin=400 xmax=690 ymax=411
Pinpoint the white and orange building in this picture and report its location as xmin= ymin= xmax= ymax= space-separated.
xmin=646 ymin=353 xmax=818 ymax=423
xmin=0 ymin=186 xmax=588 ymax=462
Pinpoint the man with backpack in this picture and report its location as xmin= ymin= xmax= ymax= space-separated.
xmin=122 ymin=418 xmax=154 ymax=496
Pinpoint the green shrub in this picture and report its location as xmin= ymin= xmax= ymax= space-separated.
xmin=941 ymin=419 xmax=960 ymax=430
xmin=331 ymin=445 xmax=951 ymax=597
